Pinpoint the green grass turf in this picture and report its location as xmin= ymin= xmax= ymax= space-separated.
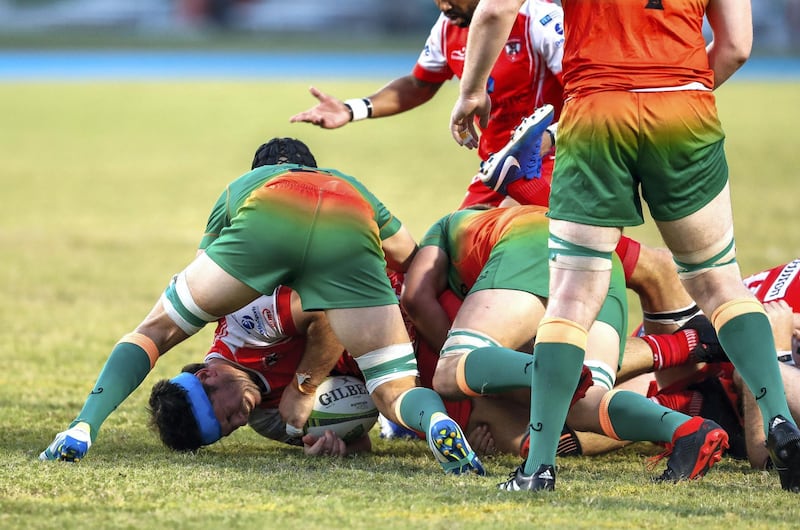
xmin=1 ymin=79 xmax=800 ymax=529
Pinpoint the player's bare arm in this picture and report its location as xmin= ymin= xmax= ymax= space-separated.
xmin=380 ymin=225 xmax=418 ymax=273
xmin=280 ymin=310 xmax=346 ymax=435
xmin=706 ymin=0 xmax=753 ymax=88
xmin=400 ymin=245 xmax=452 ymax=352
xmin=289 ymin=77 xmax=442 ymax=129
xmin=450 ymin=0 xmax=523 ymax=147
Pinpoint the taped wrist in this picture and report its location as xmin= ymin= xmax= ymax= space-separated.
xmin=344 ymin=98 xmax=373 ymax=121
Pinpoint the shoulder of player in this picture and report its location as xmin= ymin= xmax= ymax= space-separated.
xmin=520 ymin=0 xmax=564 ymax=24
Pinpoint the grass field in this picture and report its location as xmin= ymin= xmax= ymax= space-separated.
xmin=1 ymin=79 xmax=800 ymax=529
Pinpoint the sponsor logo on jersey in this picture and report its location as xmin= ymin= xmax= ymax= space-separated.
xmin=539 ymin=14 xmax=553 ymax=26
xmin=554 ymin=22 xmax=563 ymax=35
xmin=242 ymin=305 xmax=273 ymax=339
xmin=763 ymin=259 xmax=800 ymax=302
xmin=450 ymin=47 xmax=466 ymax=61
xmin=261 ymin=307 xmax=276 ymax=330
xmin=505 ymin=39 xmax=522 ymax=57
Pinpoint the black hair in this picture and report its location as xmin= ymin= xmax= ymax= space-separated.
xmin=251 ymin=137 xmax=317 ymax=169
xmin=147 ymin=364 xmax=211 ymax=452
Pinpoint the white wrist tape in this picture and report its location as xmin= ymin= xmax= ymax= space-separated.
xmin=285 ymin=424 xmax=304 ymax=437
xmin=344 ymin=98 xmax=373 ymax=121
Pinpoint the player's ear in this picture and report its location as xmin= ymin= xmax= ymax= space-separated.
xmin=194 ymin=367 xmax=215 ymax=383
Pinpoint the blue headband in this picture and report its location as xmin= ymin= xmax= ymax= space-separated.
xmin=170 ymin=372 xmax=222 ymax=446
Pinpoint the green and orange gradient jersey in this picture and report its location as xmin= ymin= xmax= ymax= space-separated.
xmin=561 ymin=0 xmax=714 ymax=96
xmin=420 ymin=206 xmax=552 ymax=299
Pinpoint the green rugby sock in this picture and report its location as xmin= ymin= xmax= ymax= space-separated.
xmin=525 ymin=342 xmax=584 ymax=474
xmin=396 ymin=387 xmax=448 ymax=433
xmin=462 ymin=346 xmax=534 ymax=394
xmin=70 ymin=342 xmax=152 ymax=442
xmin=603 ymin=390 xmax=689 ymax=442
xmin=717 ymin=311 xmax=792 ymax=432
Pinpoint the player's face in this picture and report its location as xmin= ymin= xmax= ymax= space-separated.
xmin=435 ymin=0 xmax=480 ymax=28
xmin=205 ymin=364 xmax=262 ymax=436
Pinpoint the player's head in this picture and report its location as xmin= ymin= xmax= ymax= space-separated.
xmin=252 ymin=137 xmax=317 ymax=169
xmin=148 ymin=362 xmax=261 ymax=451
xmin=434 ymin=0 xmax=480 ymax=28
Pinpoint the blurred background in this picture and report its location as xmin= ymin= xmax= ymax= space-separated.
xmin=0 ymin=0 xmax=798 ymax=55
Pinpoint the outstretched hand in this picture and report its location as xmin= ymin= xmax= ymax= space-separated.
xmin=289 ymin=86 xmax=351 ymax=129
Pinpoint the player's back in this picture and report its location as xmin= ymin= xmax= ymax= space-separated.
xmin=561 ymin=0 xmax=713 ymax=95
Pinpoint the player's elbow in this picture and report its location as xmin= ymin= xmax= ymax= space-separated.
xmin=713 ymin=38 xmax=752 ymax=70
xmin=399 ymin=290 xmax=425 ymax=321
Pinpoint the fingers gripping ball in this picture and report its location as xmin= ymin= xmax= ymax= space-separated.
xmin=304 ymin=376 xmax=378 ymax=442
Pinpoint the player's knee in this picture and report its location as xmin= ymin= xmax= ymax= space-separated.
xmin=431 ymin=367 xmax=456 ymax=397
xmin=354 ymin=343 xmax=418 ymax=394
xmin=584 ymin=360 xmax=616 ymax=391
xmin=548 ymin=233 xmax=615 ymax=272
xmin=673 ymin=229 xmax=737 ymax=280
xmin=441 ymin=328 xmax=500 ymax=397
xmin=161 ymin=271 xmax=220 ymax=335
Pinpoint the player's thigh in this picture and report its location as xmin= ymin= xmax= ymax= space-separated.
xmin=325 ymin=304 xmax=410 ymax=357
xmin=655 ymin=183 xmax=733 ymax=257
xmin=183 ymin=252 xmax=262 ymax=317
xmin=453 ymin=289 xmax=545 ymax=349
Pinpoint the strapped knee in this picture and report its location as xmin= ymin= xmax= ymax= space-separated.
xmin=673 ymin=228 xmax=737 ymax=280
xmin=583 ymin=360 xmax=616 ymax=391
xmin=441 ymin=328 xmax=501 ymax=359
xmin=354 ymin=343 xmax=418 ymax=394
xmin=549 ymin=234 xmax=614 ymax=271
xmin=161 ymin=271 xmax=220 ymax=335
xmin=443 ymin=329 xmax=502 ymax=397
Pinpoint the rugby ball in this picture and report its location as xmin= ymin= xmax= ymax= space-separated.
xmin=304 ymin=375 xmax=378 ymax=442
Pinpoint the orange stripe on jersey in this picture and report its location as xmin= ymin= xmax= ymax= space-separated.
xmin=118 ymin=332 xmax=159 ymax=369
xmin=535 ymin=317 xmax=588 ymax=349
xmin=711 ymin=299 xmax=766 ymax=330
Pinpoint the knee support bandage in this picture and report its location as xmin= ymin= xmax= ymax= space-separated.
xmin=673 ymin=229 xmax=737 ymax=280
xmin=549 ymin=234 xmax=614 ymax=271
xmin=441 ymin=328 xmax=501 ymax=359
xmin=354 ymin=344 xmax=418 ymax=394
xmin=161 ymin=271 xmax=220 ymax=335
